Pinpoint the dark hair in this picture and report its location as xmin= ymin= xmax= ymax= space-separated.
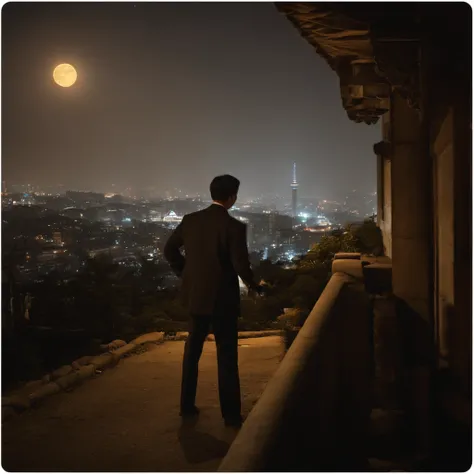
xmin=210 ymin=175 xmax=240 ymax=201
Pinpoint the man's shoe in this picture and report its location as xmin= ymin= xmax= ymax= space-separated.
xmin=179 ymin=406 xmax=200 ymax=417
xmin=224 ymin=415 xmax=243 ymax=428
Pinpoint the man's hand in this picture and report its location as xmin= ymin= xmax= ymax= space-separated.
xmin=249 ymin=284 xmax=265 ymax=299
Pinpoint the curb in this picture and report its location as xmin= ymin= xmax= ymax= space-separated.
xmin=131 ymin=332 xmax=164 ymax=345
xmin=237 ymin=330 xmax=282 ymax=339
xmin=110 ymin=343 xmax=137 ymax=360
xmin=29 ymin=383 xmax=61 ymax=406
xmin=166 ymin=330 xmax=282 ymax=342
xmin=2 ymin=330 xmax=280 ymax=421
xmin=2 ymin=331 xmax=165 ymax=420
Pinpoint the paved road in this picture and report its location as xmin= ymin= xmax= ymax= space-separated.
xmin=2 ymin=336 xmax=283 ymax=472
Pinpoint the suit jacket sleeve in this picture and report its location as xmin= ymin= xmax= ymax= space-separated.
xmin=164 ymin=220 xmax=185 ymax=277
xmin=229 ymin=222 xmax=258 ymax=291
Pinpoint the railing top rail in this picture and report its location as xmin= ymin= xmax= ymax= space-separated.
xmin=218 ymin=272 xmax=354 ymax=472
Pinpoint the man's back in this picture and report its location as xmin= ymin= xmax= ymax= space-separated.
xmin=164 ymin=174 xmax=255 ymax=425
xmin=164 ymin=203 xmax=256 ymax=316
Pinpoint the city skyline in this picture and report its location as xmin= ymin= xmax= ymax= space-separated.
xmin=3 ymin=3 xmax=380 ymax=201
xmin=2 ymin=177 xmax=375 ymax=205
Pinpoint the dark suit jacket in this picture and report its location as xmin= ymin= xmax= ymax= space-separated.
xmin=164 ymin=204 xmax=258 ymax=316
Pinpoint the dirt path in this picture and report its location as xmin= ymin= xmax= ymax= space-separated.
xmin=2 ymin=336 xmax=283 ymax=472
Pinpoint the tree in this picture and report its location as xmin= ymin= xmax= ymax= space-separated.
xmin=138 ymin=257 xmax=165 ymax=292
xmin=161 ymin=298 xmax=189 ymax=322
xmin=351 ymin=218 xmax=384 ymax=256
xmin=255 ymin=260 xmax=295 ymax=287
xmin=301 ymin=227 xmax=358 ymax=270
xmin=287 ymin=274 xmax=324 ymax=310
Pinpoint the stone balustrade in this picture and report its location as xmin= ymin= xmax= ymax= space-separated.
xmin=219 ymin=271 xmax=373 ymax=471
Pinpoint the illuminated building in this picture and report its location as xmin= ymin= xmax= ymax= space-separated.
xmin=20 ymin=193 xmax=35 ymax=206
xmin=52 ymin=232 xmax=62 ymax=246
xmin=66 ymin=191 xmax=105 ymax=206
xmin=163 ymin=210 xmax=183 ymax=228
xmin=148 ymin=210 xmax=163 ymax=222
xmin=88 ymin=245 xmax=122 ymax=259
xmin=61 ymin=207 xmax=84 ymax=220
xmin=268 ymin=212 xmax=277 ymax=243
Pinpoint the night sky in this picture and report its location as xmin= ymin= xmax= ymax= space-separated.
xmin=2 ymin=2 xmax=380 ymax=200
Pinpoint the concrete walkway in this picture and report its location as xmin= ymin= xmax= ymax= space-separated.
xmin=2 ymin=336 xmax=283 ymax=472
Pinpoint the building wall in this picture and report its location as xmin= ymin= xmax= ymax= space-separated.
xmin=377 ymin=111 xmax=393 ymax=258
xmin=380 ymin=158 xmax=392 ymax=257
xmin=376 ymin=155 xmax=392 ymax=258
xmin=431 ymin=94 xmax=472 ymax=390
xmin=424 ymin=7 xmax=472 ymax=453
xmin=386 ymin=69 xmax=471 ymax=440
xmin=451 ymin=90 xmax=472 ymax=392
xmin=432 ymin=108 xmax=455 ymax=364
xmin=390 ymin=92 xmax=431 ymax=321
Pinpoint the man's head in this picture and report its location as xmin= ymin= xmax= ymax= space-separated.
xmin=210 ymin=174 xmax=240 ymax=209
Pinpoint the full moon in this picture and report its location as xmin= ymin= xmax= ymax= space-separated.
xmin=53 ymin=63 xmax=77 ymax=87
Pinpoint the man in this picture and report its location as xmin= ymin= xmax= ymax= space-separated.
xmin=164 ymin=174 xmax=261 ymax=427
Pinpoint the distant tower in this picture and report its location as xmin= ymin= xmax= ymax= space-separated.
xmin=291 ymin=162 xmax=298 ymax=219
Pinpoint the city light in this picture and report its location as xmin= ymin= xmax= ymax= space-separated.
xmin=3 ymin=182 xmax=371 ymax=289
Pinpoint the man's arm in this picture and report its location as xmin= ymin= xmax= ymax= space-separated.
xmin=229 ymin=222 xmax=259 ymax=291
xmin=163 ymin=221 xmax=185 ymax=277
